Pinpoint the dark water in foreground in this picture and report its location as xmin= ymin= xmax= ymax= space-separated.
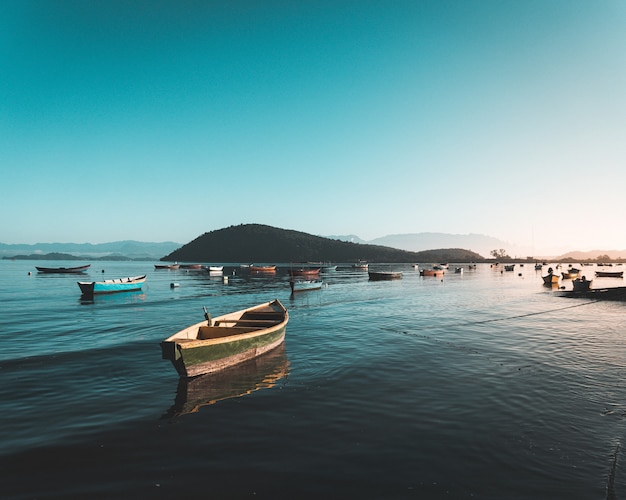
xmin=1 ymin=260 xmax=626 ymax=499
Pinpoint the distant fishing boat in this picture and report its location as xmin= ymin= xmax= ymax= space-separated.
xmin=77 ymin=275 xmax=146 ymax=296
xmin=160 ymin=299 xmax=289 ymax=378
xmin=36 ymin=264 xmax=90 ymax=274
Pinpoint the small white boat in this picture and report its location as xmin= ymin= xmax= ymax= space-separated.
xmin=289 ymin=279 xmax=324 ymax=293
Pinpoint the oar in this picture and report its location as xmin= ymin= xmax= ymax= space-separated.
xmin=203 ymin=306 xmax=212 ymax=325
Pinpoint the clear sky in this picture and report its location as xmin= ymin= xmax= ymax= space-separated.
xmin=1 ymin=0 xmax=625 ymax=255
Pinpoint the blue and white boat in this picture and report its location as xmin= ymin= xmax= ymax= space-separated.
xmin=77 ymin=275 xmax=146 ymax=296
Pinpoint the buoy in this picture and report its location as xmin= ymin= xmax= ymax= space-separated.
xmin=170 ymin=282 xmax=179 ymax=288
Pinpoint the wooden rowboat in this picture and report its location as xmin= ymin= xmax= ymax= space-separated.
xmin=558 ymin=285 xmax=626 ymax=301
xmin=36 ymin=264 xmax=90 ymax=274
xmin=572 ymin=277 xmax=592 ymax=291
xmin=250 ymin=265 xmax=276 ymax=273
xmin=155 ymin=264 xmax=180 ymax=270
xmin=288 ymin=268 xmax=321 ymax=277
xmin=161 ymin=299 xmax=289 ymax=378
xmin=77 ymin=275 xmax=146 ymax=296
xmin=542 ymin=273 xmax=559 ymax=284
xmin=368 ymin=271 xmax=403 ymax=281
xmin=420 ymin=268 xmax=444 ymax=277
xmin=595 ymin=271 xmax=624 ymax=278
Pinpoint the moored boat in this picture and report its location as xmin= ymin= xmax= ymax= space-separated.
xmin=289 ymin=279 xmax=324 ymax=293
xmin=352 ymin=261 xmax=369 ymax=270
xmin=155 ymin=264 xmax=180 ymax=270
xmin=207 ymin=266 xmax=224 ymax=274
xmin=250 ymin=265 xmax=277 ymax=273
xmin=420 ymin=265 xmax=445 ymax=277
xmin=77 ymin=275 xmax=146 ymax=296
xmin=368 ymin=271 xmax=402 ymax=281
xmin=288 ymin=267 xmax=320 ymax=277
xmin=504 ymin=265 xmax=515 ymax=272
xmin=160 ymin=299 xmax=289 ymax=378
xmin=572 ymin=277 xmax=592 ymax=291
xmin=558 ymin=285 xmax=626 ymax=301
xmin=542 ymin=267 xmax=559 ymax=284
xmin=180 ymin=264 xmax=203 ymax=269
xmin=595 ymin=270 xmax=624 ymax=278
xmin=35 ymin=264 xmax=91 ymax=274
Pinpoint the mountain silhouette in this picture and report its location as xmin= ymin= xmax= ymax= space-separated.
xmin=162 ymin=224 xmax=483 ymax=263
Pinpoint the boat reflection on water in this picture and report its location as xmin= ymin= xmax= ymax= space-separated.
xmin=162 ymin=343 xmax=290 ymax=419
xmin=78 ymin=290 xmax=147 ymax=305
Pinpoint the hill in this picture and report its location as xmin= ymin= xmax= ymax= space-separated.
xmin=162 ymin=224 xmax=483 ymax=263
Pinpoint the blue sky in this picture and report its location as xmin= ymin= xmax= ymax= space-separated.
xmin=1 ymin=1 xmax=625 ymax=254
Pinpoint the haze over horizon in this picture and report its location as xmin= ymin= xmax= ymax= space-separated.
xmin=2 ymin=2 xmax=625 ymax=255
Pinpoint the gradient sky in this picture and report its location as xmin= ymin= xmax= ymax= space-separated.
xmin=2 ymin=0 xmax=625 ymax=255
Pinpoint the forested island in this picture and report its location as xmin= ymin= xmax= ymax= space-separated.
xmin=162 ymin=224 xmax=483 ymax=263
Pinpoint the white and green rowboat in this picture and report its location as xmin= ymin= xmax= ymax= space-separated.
xmin=161 ymin=299 xmax=289 ymax=378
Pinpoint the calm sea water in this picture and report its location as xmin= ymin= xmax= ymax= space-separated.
xmin=1 ymin=260 xmax=626 ymax=499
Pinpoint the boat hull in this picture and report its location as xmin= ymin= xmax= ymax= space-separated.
xmin=595 ymin=271 xmax=624 ymax=278
xmin=36 ymin=264 xmax=90 ymax=274
xmin=161 ymin=300 xmax=289 ymax=378
xmin=288 ymin=268 xmax=320 ymax=277
xmin=420 ymin=270 xmax=444 ymax=277
xmin=289 ymin=279 xmax=323 ymax=292
xmin=559 ymin=286 xmax=626 ymax=301
xmin=250 ymin=266 xmax=276 ymax=272
xmin=542 ymin=274 xmax=559 ymax=284
xmin=368 ymin=271 xmax=402 ymax=281
xmin=77 ymin=275 xmax=146 ymax=296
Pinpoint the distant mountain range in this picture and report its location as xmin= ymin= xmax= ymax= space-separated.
xmin=327 ymin=232 xmax=509 ymax=258
xmin=327 ymin=233 xmax=626 ymax=261
xmin=0 ymin=241 xmax=181 ymax=260
xmin=2 ymin=229 xmax=625 ymax=262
